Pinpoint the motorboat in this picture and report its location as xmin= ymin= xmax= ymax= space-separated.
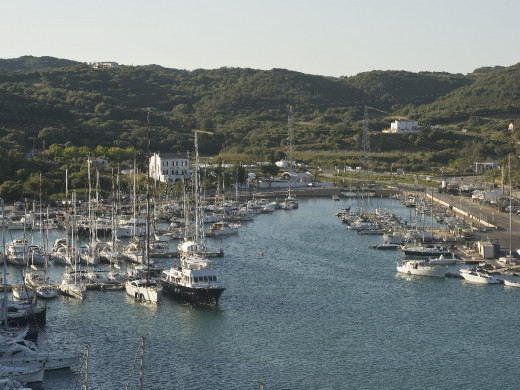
xmin=459 ymin=267 xmax=501 ymax=284
xmin=207 ymin=221 xmax=240 ymax=237
xmin=402 ymin=244 xmax=452 ymax=258
xmin=5 ymin=238 xmax=29 ymax=266
xmin=396 ymin=260 xmax=447 ymax=277
xmin=428 ymin=254 xmax=460 ymax=265
xmin=370 ymin=244 xmax=400 ymax=250
xmin=503 ymin=278 xmax=520 ymax=288
xmin=161 ymin=241 xmax=226 ymax=305
xmin=161 ymin=134 xmax=226 ymax=305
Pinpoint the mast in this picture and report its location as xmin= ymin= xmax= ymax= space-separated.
xmin=509 ymin=154 xmax=512 ymax=259
xmin=72 ymin=191 xmax=77 ymax=284
xmin=44 ymin=207 xmax=49 ymax=282
xmin=1 ymin=199 xmax=7 ymax=331
xmin=194 ymin=132 xmax=200 ymax=247
xmin=145 ymin=109 xmax=151 ymax=284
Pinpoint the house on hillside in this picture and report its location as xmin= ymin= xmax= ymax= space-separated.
xmin=149 ymin=152 xmax=191 ymax=183
xmin=474 ymin=161 xmax=499 ymax=174
xmin=382 ymin=119 xmax=421 ymax=133
xmin=92 ymin=61 xmax=119 ymax=69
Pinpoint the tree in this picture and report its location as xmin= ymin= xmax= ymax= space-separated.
xmin=0 ymin=180 xmax=23 ymax=200
xmin=259 ymin=163 xmax=279 ymax=177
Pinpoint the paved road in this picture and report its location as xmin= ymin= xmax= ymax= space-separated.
xmin=427 ymin=190 xmax=519 ymax=254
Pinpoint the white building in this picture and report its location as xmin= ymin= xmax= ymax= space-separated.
xmin=382 ymin=119 xmax=421 ymax=133
xmin=149 ymin=152 xmax=191 ymax=183
xmin=92 ymin=61 xmax=119 ymax=69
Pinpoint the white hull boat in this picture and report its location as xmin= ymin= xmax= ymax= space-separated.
xmin=207 ymin=221 xmax=240 ymax=237
xmin=34 ymin=284 xmax=59 ymax=299
xmin=503 ymin=279 xmax=520 ymax=288
xmin=58 ymin=280 xmax=86 ymax=299
xmin=396 ymin=260 xmax=446 ymax=277
xmin=0 ymin=363 xmax=44 ymax=383
xmin=428 ymin=254 xmax=460 ymax=265
xmin=459 ymin=267 xmax=501 ymax=284
xmin=125 ymin=279 xmax=160 ymax=303
xmin=0 ymin=338 xmax=79 ymax=370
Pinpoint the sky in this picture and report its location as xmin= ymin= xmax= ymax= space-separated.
xmin=2 ymin=0 xmax=519 ymax=77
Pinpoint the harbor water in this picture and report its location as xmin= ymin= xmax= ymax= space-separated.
xmin=5 ymin=196 xmax=520 ymax=389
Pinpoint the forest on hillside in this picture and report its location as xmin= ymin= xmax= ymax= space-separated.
xmin=1 ymin=56 xmax=520 ymax=200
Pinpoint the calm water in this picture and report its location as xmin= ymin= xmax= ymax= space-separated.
xmin=5 ymin=197 xmax=520 ymax=389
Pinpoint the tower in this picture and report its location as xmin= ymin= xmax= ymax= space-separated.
xmin=361 ymin=105 xmax=370 ymax=171
xmin=287 ymin=105 xmax=295 ymax=170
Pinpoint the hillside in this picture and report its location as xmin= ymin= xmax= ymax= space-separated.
xmin=0 ymin=55 xmax=82 ymax=72
xmin=1 ymin=56 xmax=520 ymax=200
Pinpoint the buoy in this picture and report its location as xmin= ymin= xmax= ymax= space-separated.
xmin=261 ymin=252 xmax=264 ymax=256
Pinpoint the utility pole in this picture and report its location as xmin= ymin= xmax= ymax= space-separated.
xmin=287 ymin=105 xmax=295 ymax=170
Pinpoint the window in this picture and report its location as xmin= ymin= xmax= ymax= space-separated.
xmin=203 ymin=276 xmax=208 ymax=282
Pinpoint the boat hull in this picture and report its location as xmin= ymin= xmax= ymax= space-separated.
xmin=125 ymin=280 xmax=159 ymax=303
xmin=161 ymin=281 xmax=225 ymax=305
xmin=504 ymin=279 xmax=520 ymax=287
xmin=2 ymin=304 xmax=46 ymax=328
xmin=460 ymin=269 xmax=501 ymax=284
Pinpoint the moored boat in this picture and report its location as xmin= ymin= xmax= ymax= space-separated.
xmin=459 ymin=267 xmax=501 ymax=284
xmin=396 ymin=260 xmax=447 ymax=277
xmin=125 ymin=278 xmax=160 ymax=303
xmin=0 ymin=362 xmax=44 ymax=384
xmin=402 ymin=244 xmax=452 ymax=258
xmin=503 ymin=278 xmax=520 ymax=287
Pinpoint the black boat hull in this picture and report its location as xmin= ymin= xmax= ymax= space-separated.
xmin=160 ymin=281 xmax=225 ymax=305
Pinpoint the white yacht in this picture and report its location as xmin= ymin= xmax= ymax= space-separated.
xmin=5 ymin=238 xmax=28 ymax=266
xmin=396 ymin=260 xmax=447 ymax=277
xmin=161 ymin=240 xmax=226 ymax=305
xmin=206 ymin=221 xmax=240 ymax=236
xmin=428 ymin=254 xmax=460 ymax=265
xmin=459 ymin=267 xmax=501 ymax=284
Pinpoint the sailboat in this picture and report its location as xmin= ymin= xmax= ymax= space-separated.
xmin=1 ymin=200 xmax=46 ymax=329
xmin=124 ymin=110 xmax=161 ymax=303
xmin=160 ymin=132 xmax=226 ymax=305
xmin=25 ymin=208 xmax=58 ymax=299
xmin=58 ymin=191 xmax=86 ymax=300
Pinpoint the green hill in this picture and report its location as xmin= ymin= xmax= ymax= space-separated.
xmin=1 ymin=56 xmax=520 ymax=200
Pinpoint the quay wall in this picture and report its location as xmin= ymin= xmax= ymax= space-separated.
xmin=424 ymin=192 xmax=496 ymax=229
